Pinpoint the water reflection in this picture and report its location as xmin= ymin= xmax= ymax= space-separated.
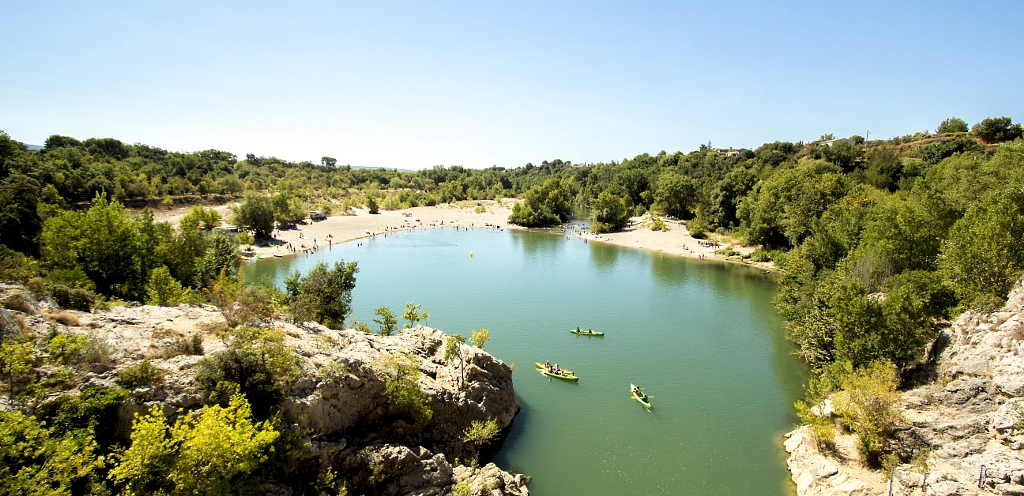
xmin=588 ymin=242 xmax=619 ymax=270
xmin=510 ymin=230 xmax=563 ymax=258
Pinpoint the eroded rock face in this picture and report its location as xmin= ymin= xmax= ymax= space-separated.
xmin=785 ymin=279 xmax=1024 ymax=496
xmin=0 ymin=283 xmax=526 ymax=495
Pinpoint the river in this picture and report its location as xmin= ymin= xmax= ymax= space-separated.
xmin=241 ymin=225 xmax=806 ymax=495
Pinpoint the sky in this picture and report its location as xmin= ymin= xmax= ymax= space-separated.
xmin=2 ymin=1 xmax=1022 ymax=169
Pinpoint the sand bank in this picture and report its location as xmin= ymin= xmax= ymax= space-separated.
xmin=149 ymin=200 xmax=775 ymax=272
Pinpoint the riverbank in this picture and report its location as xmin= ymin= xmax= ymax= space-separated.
xmin=149 ymin=199 xmax=776 ymax=272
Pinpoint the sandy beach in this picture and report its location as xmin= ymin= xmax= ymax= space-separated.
xmin=150 ymin=200 xmax=775 ymax=272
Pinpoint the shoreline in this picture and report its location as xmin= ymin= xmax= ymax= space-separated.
xmin=149 ymin=200 xmax=777 ymax=272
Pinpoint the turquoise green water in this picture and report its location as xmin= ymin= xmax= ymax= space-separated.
xmin=242 ymin=226 xmax=806 ymax=495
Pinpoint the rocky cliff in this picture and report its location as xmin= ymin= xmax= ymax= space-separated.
xmin=0 ymin=283 xmax=528 ymax=496
xmin=785 ymin=279 xmax=1024 ymax=496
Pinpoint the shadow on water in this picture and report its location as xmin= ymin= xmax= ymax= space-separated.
xmin=510 ymin=230 xmax=563 ymax=258
xmin=588 ymin=242 xmax=619 ymax=271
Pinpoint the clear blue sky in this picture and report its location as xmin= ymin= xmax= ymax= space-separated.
xmin=2 ymin=1 xmax=1022 ymax=169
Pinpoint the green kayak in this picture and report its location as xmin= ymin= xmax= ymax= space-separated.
xmin=631 ymin=383 xmax=652 ymax=409
xmin=569 ymin=329 xmax=604 ymax=337
xmin=535 ymin=362 xmax=579 ymax=382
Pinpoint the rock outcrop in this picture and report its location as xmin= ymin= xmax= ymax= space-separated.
xmin=0 ymin=282 xmax=528 ymax=495
xmin=785 ymin=279 xmax=1024 ymax=495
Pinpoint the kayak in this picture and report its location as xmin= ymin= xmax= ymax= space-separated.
xmin=535 ymin=362 xmax=579 ymax=382
xmin=569 ymin=329 xmax=605 ymax=337
xmin=631 ymin=383 xmax=652 ymax=409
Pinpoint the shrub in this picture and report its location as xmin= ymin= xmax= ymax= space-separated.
xmin=46 ymin=332 xmax=88 ymax=366
xmin=372 ymin=352 xmax=432 ymax=424
xmin=972 ymin=116 xmax=1023 ymax=143
xmin=35 ymin=386 xmax=130 ymax=449
xmin=284 ymin=261 xmax=358 ymax=329
xmin=195 ymin=326 xmax=297 ymax=420
xmin=749 ymin=248 xmax=771 ymax=262
xmin=462 ymin=419 xmax=500 ymax=446
xmin=117 ymin=359 xmax=166 ymax=389
xmin=0 ymin=411 xmax=106 ymax=494
xmin=165 ymin=334 xmax=204 ymax=358
xmin=49 ymin=285 xmax=95 ymax=311
xmin=937 ymin=117 xmax=969 ymax=134
xmin=109 ymin=394 xmax=279 ymax=495
xmin=48 ymin=311 xmax=79 ymax=327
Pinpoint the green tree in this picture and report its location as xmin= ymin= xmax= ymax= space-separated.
xmin=40 ymin=193 xmax=151 ymax=298
xmin=0 ymin=174 xmax=42 ymax=255
xmin=820 ymin=141 xmax=862 ymax=171
xmin=971 ymin=116 xmax=1023 ymax=143
xmin=285 ymin=261 xmax=359 ymax=329
xmin=373 ymin=307 xmax=398 ymax=336
xmin=232 ymin=193 xmax=275 ymax=237
xmin=653 ymin=172 xmax=697 ymax=219
xmin=590 ymin=191 xmax=630 ymax=233
xmin=145 ymin=266 xmax=186 ymax=306
xmin=367 ymin=196 xmax=379 ymax=214
xmin=508 ymin=179 xmax=571 ymax=227
xmin=321 ymin=156 xmax=337 ymax=167
xmin=469 ymin=328 xmax=490 ymax=350
xmin=940 ymin=188 xmax=1024 ymax=310
xmin=444 ymin=333 xmax=466 ymax=390
xmin=179 ymin=206 xmax=221 ymax=230
xmin=271 ymin=192 xmax=304 ymax=226
xmin=937 ymin=117 xmax=969 ymax=134
xmin=402 ymin=302 xmax=424 ymax=328
xmin=371 ymin=352 xmax=433 ymax=424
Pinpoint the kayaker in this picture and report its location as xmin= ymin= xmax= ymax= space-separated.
xmin=642 ymin=394 xmax=649 ymax=403
xmin=576 ymin=326 xmax=581 ymax=332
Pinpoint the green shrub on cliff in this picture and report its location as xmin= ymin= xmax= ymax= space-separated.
xmin=109 ymin=394 xmax=279 ymax=495
xmin=195 ymin=326 xmax=298 ymax=420
xmin=372 ymin=351 xmax=432 ymax=424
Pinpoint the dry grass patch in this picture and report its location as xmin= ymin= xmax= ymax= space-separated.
xmin=2 ymin=293 xmax=35 ymax=314
xmin=46 ymin=311 xmax=80 ymax=327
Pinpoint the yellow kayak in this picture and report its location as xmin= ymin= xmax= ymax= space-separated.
xmin=535 ymin=362 xmax=579 ymax=382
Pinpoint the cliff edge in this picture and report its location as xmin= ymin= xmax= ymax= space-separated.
xmin=0 ymin=282 xmax=527 ymax=495
xmin=785 ymin=279 xmax=1024 ymax=495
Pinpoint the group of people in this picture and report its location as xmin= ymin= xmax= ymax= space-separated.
xmin=543 ymin=360 xmax=570 ymax=376
xmin=632 ymin=385 xmax=650 ymax=403
xmin=574 ymin=326 xmax=597 ymax=334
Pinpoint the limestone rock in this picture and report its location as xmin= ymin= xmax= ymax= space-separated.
xmin=786 ymin=278 xmax=1024 ymax=495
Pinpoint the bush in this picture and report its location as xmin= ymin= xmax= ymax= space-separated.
xmin=165 ymin=334 xmax=204 ymax=358
xmin=46 ymin=332 xmax=89 ymax=366
xmin=195 ymin=326 xmax=297 ymax=420
xmin=117 ymin=359 xmax=166 ymax=389
xmin=109 ymin=394 xmax=279 ymax=495
xmin=937 ymin=117 xmax=969 ymax=134
xmin=35 ymin=386 xmax=130 ymax=449
xmin=2 ymin=293 xmax=34 ymax=314
xmin=462 ymin=419 xmax=500 ymax=446
xmin=372 ymin=352 xmax=432 ymax=424
xmin=749 ymin=248 xmax=771 ymax=262
xmin=49 ymin=285 xmax=95 ymax=311
xmin=0 ymin=411 xmax=107 ymax=494
xmin=972 ymin=116 xmax=1023 ymax=143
